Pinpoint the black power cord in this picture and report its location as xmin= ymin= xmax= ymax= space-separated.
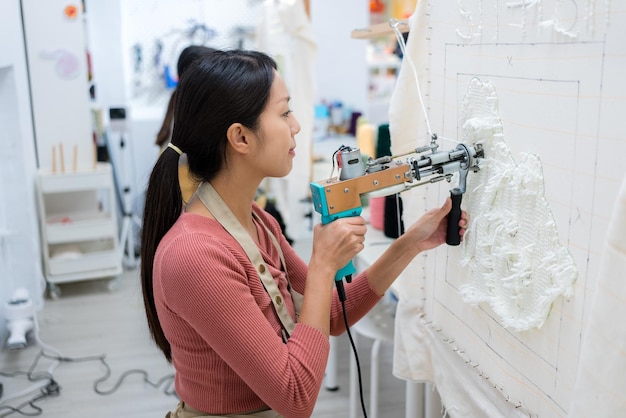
xmin=337 ymin=279 xmax=368 ymax=418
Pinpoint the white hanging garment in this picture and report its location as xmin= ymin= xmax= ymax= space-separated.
xmin=569 ymin=175 xmax=626 ymax=417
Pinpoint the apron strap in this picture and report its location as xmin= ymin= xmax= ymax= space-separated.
xmin=196 ymin=182 xmax=301 ymax=339
xmin=253 ymin=212 xmax=304 ymax=324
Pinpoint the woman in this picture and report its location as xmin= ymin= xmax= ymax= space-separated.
xmin=141 ymin=50 xmax=466 ymax=418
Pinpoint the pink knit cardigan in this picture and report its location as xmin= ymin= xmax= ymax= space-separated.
xmin=153 ymin=204 xmax=381 ymax=417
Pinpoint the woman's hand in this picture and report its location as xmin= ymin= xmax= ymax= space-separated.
xmin=310 ymin=216 xmax=367 ymax=274
xmin=301 ymin=216 xmax=367 ymax=336
xmin=406 ymin=197 xmax=469 ymax=254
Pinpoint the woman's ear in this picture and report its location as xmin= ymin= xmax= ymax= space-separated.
xmin=226 ymin=123 xmax=251 ymax=154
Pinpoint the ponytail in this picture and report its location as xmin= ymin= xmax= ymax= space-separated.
xmin=140 ymin=147 xmax=182 ymax=362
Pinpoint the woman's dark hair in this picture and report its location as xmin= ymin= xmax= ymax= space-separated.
xmin=155 ymin=45 xmax=216 ymax=148
xmin=141 ymin=50 xmax=278 ymax=362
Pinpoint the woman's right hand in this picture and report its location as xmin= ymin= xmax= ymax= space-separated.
xmin=310 ymin=216 xmax=367 ymax=275
xmin=300 ymin=217 xmax=367 ymax=335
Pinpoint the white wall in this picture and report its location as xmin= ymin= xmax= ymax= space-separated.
xmin=21 ymin=0 xmax=93 ymax=172
xmin=0 ymin=0 xmax=45 ymax=340
xmin=311 ymin=0 xmax=368 ymax=113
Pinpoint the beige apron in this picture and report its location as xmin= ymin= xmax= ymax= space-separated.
xmin=166 ymin=182 xmax=303 ymax=417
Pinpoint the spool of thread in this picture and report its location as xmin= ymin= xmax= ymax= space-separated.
xmin=369 ymin=196 xmax=385 ymax=230
xmin=376 ymin=123 xmax=391 ymax=158
xmin=349 ymin=111 xmax=362 ymax=136
xmin=356 ymin=117 xmax=376 ymax=159
xmin=384 ymin=194 xmax=404 ymax=238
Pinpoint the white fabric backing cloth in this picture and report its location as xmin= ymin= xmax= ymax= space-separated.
xmin=256 ymin=0 xmax=317 ymax=241
xmin=387 ymin=8 xmax=535 ymax=415
xmin=387 ymin=1 xmax=626 ymax=416
xmin=569 ymin=176 xmax=626 ymax=417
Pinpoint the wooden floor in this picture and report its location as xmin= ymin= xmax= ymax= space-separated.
xmin=0 ymin=238 xmax=407 ymax=418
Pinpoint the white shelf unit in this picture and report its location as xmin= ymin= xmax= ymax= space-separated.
xmin=36 ymin=162 xmax=123 ymax=297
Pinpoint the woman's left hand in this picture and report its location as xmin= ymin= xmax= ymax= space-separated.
xmin=406 ymin=197 xmax=469 ymax=253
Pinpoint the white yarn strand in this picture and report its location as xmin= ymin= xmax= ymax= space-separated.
xmin=391 ymin=19 xmax=435 ymax=140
